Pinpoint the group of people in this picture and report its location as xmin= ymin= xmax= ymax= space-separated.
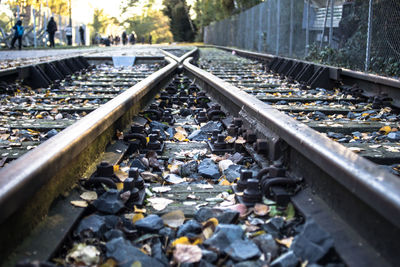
xmin=101 ymin=32 xmax=138 ymax=46
xmin=99 ymin=33 xmax=152 ymax=47
xmin=10 ymin=17 xmax=86 ymax=50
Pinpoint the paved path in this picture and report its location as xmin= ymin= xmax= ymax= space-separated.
xmin=0 ymin=45 xmax=193 ymax=70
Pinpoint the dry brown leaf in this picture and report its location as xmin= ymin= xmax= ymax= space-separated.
xmin=80 ymin=191 xmax=97 ymax=201
xmin=254 ymin=203 xmax=270 ymax=216
xmin=161 ymin=210 xmax=185 ymax=228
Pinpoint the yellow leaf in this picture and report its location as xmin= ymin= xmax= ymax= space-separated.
xmin=113 ymin=165 xmax=120 ymax=172
xmin=379 ymin=126 xmax=391 ymax=135
xmin=116 ymin=182 xmax=124 ymax=191
xmin=134 ymin=206 xmax=147 ymax=213
xmin=220 ymin=179 xmax=231 ymax=186
xmin=276 ymin=237 xmax=293 ymax=248
xmin=172 ymin=237 xmax=192 ymax=247
xmin=146 ymin=136 xmax=150 ymax=144
xmin=132 ymin=213 xmax=145 ymax=223
xmin=36 ymin=114 xmax=43 ymax=119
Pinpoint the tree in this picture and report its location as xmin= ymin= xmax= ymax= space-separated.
xmin=90 ymin=8 xmax=112 ymax=35
xmin=163 ymin=0 xmax=195 ymax=42
xmin=120 ymin=0 xmax=173 ymax=43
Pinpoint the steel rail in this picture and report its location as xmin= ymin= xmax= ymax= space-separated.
xmin=183 ymin=55 xmax=400 ymax=224
xmin=184 ymin=57 xmax=400 ymax=265
xmin=209 ymin=45 xmax=400 ymax=103
xmin=0 ymin=57 xmax=178 ymax=224
xmin=160 ymin=47 xmax=199 ymax=64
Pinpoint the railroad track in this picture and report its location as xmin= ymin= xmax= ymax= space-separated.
xmin=198 ymin=48 xmax=400 ymax=171
xmin=0 ymin=47 xmax=399 ymax=267
xmin=0 ymin=61 xmax=163 ymax=163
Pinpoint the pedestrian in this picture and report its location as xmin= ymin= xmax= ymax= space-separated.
xmin=10 ymin=20 xmax=24 ymax=50
xmin=47 ymin=17 xmax=57 ymax=47
xmin=149 ymin=34 xmax=152 ymax=45
xmin=79 ymin=25 xmax=85 ymax=45
xmin=141 ymin=36 xmax=144 ymax=44
xmin=129 ymin=33 xmax=135 ymax=45
xmin=122 ymin=31 xmax=127 ymax=45
xmin=65 ymin=24 xmax=72 ymax=46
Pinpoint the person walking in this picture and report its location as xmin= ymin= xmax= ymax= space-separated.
xmin=129 ymin=33 xmax=136 ymax=45
xmin=148 ymin=34 xmax=152 ymax=45
xmin=65 ymin=24 xmax=72 ymax=46
xmin=122 ymin=31 xmax=127 ymax=45
xmin=10 ymin=20 xmax=24 ymax=50
xmin=79 ymin=26 xmax=85 ymax=46
xmin=47 ymin=17 xmax=57 ymax=47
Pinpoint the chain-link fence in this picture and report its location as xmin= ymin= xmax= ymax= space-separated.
xmin=204 ymin=0 xmax=400 ymax=77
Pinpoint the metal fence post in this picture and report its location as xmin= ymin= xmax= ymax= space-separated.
xmin=267 ymin=1 xmax=271 ymax=49
xmin=329 ymin=0 xmax=334 ymax=47
xmin=289 ymin=0 xmax=294 ymax=57
xmin=305 ymin=0 xmax=310 ymax=57
xmin=320 ymin=0 xmax=330 ymax=48
xmin=258 ymin=4 xmax=262 ymax=52
xmin=33 ymin=9 xmax=37 ymax=48
xmin=365 ymin=0 xmax=373 ymax=72
xmin=276 ymin=0 xmax=281 ymax=55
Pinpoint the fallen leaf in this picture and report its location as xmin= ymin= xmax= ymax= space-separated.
xmin=66 ymin=243 xmax=100 ymax=265
xmin=134 ymin=206 xmax=147 ymax=213
xmin=235 ymin=136 xmax=246 ymax=144
xmin=80 ymin=191 xmax=98 ymax=201
xmin=148 ymin=197 xmax=173 ymax=211
xmin=285 ymin=203 xmax=295 ymax=220
xmin=100 ymin=258 xmax=118 ymax=267
xmin=173 ymin=244 xmax=202 ymax=264
xmin=348 ymin=147 xmax=365 ymax=153
xmin=379 ymin=125 xmax=391 ymax=135
xmin=221 ymin=204 xmax=248 ymax=218
xmin=141 ymin=171 xmax=162 ymax=182
xmin=115 ymin=169 xmax=128 ymax=181
xmin=254 ymin=203 xmax=270 ymax=216
xmin=276 ymin=237 xmax=293 ymax=248
xmin=187 ymin=194 xmax=197 ymax=199
xmin=132 ymin=213 xmax=145 ymax=223
xmin=70 ymin=200 xmax=88 ymax=208
xmin=164 ymin=173 xmax=185 ymax=184
xmin=152 ymin=186 xmax=172 ymax=193
xmin=161 ymin=210 xmax=185 ymax=228
xmin=183 ymin=201 xmax=197 ymax=206
xmin=174 ymin=126 xmax=188 ymax=141
xmin=113 ymin=182 xmax=123 ymax=191
xmin=219 ymin=159 xmax=233 ymax=172
xmin=196 ymin=183 xmax=213 ymax=189
xmin=224 ymin=136 xmax=236 ymax=144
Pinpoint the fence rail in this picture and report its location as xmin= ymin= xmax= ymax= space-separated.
xmin=204 ymin=0 xmax=400 ymax=78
